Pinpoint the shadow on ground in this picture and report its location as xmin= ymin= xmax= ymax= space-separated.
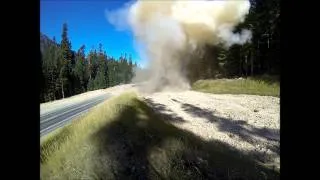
xmin=145 ymin=98 xmax=280 ymax=161
xmin=181 ymin=103 xmax=280 ymax=153
xmin=91 ymin=98 xmax=279 ymax=180
xmin=144 ymin=98 xmax=186 ymax=123
xmin=40 ymin=127 xmax=72 ymax=164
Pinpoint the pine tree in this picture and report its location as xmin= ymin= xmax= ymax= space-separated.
xmin=74 ymin=45 xmax=87 ymax=93
xmin=104 ymin=52 xmax=109 ymax=87
xmin=128 ymin=54 xmax=134 ymax=81
xmin=41 ymin=26 xmax=149 ymax=101
xmin=60 ymin=23 xmax=73 ymax=98
xmin=95 ymin=44 xmax=108 ymax=89
xmin=87 ymin=78 xmax=94 ymax=91
xmin=40 ymin=50 xmax=46 ymax=102
xmin=107 ymin=58 xmax=116 ymax=86
xmin=94 ymin=70 xmax=107 ymax=89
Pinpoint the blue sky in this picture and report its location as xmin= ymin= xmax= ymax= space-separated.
xmin=40 ymin=0 xmax=140 ymax=65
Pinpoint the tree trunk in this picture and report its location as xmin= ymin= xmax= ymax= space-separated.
xmin=245 ymin=55 xmax=248 ymax=77
xmin=51 ymin=71 xmax=55 ymax=100
xmin=251 ymin=52 xmax=254 ymax=76
xmin=239 ymin=46 xmax=242 ymax=77
xmin=61 ymin=79 xmax=65 ymax=99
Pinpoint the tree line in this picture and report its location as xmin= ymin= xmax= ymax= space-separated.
xmin=40 ymin=23 xmax=136 ymax=103
xmin=40 ymin=0 xmax=279 ymax=102
xmin=187 ymin=0 xmax=280 ymax=83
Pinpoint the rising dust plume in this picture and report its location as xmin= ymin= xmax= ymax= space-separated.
xmin=107 ymin=0 xmax=252 ymax=93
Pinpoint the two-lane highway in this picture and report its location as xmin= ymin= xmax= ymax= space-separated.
xmin=40 ymin=93 xmax=110 ymax=136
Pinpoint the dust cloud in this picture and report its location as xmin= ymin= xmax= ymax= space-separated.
xmin=106 ymin=0 xmax=251 ymax=93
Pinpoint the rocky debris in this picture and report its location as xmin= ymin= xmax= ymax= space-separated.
xmin=144 ymin=90 xmax=280 ymax=168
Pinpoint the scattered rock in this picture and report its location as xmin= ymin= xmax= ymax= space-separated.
xmin=228 ymin=133 xmax=235 ymax=138
xmin=144 ymin=90 xmax=280 ymax=167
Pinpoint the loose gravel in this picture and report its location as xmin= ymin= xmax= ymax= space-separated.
xmin=143 ymin=90 xmax=280 ymax=169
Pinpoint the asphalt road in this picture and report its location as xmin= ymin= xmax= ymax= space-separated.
xmin=40 ymin=93 xmax=111 ymax=137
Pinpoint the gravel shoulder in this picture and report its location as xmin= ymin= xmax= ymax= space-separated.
xmin=143 ymin=90 xmax=280 ymax=169
xmin=40 ymin=84 xmax=280 ymax=169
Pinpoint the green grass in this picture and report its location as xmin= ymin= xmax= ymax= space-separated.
xmin=41 ymin=92 xmax=279 ymax=180
xmin=192 ymin=76 xmax=280 ymax=97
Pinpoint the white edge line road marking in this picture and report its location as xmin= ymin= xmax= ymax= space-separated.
xmin=40 ymin=97 xmax=105 ymax=124
xmin=40 ymin=94 xmax=107 ymax=118
xmin=40 ymin=106 xmax=92 ymax=135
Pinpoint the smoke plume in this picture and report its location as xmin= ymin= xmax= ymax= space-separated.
xmin=106 ymin=0 xmax=251 ymax=93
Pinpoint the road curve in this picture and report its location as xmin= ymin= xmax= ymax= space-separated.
xmin=40 ymin=93 xmax=110 ymax=137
